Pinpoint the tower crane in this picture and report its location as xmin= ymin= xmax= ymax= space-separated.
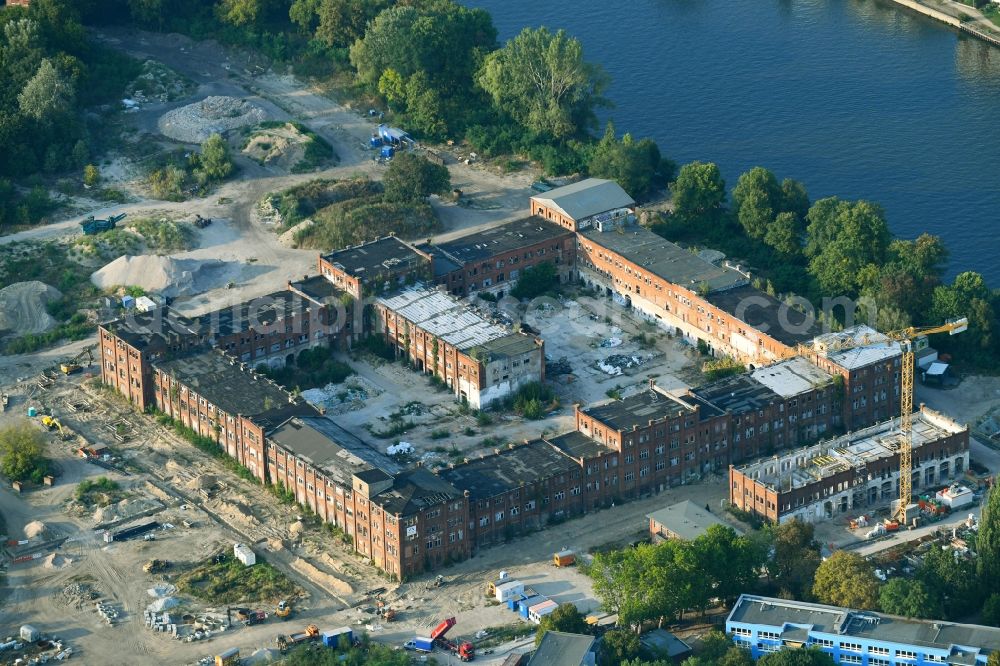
xmin=808 ymin=318 xmax=968 ymax=524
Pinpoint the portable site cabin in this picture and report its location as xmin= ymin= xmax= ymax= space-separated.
xmin=936 ymin=484 xmax=974 ymax=509
xmin=528 ymin=599 xmax=559 ymax=624
xmin=215 ymin=647 xmax=240 ymax=666
xmin=494 ymin=580 xmax=525 ymax=603
xmin=378 ymin=124 xmax=413 ymax=146
xmin=322 ymin=627 xmax=353 ymax=648
xmin=553 ymin=549 xmax=576 ymax=567
xmin=233 ymin=543 xmax=256 ymax=566
xmin=518 ymin=595 xmax=546 ymax=618
xmin=380 ymin=145 xmax=395 ymax=160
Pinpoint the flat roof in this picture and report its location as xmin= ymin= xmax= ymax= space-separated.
xmin=101 ymin=307 xmax=201 ymax=350
xmin=267 ymin=415 xmax=400 ymax=487
xmin=581 ymin=225 xmax=749 ymax=293
xmin=812 ymin=325 xmax=902 ymax=370
xmin=734 ymin=408 xmax=966 ymax=491
xmin=646 ymin=500 xmax=736 ymax=541
xmin=320 ymin=236 xmax=427 ymax=278
xmin=546 ymin=431 xmax=614 ymax=460
xmin=750 ymin=357 xmax=834 ymax=398
xmin=471 ymin=332 xmax=539 ymax=361
xmin=728 ymin=594 xmax=1000 ymax=655
xmin=428 ymin=217 xmax=570 ymax=266
xmin=290 ymin=274 xmax=347 ymax=305
xmin=377 ymin=286 xmax=514 ymax=352
xmin=706 ymin=285 xmax=821 ymax=346
xmin=692 ymin=373 xmax=782 ymax=415
xmin=438 ymin=440 xmax=578 ymax=501
xmin=531 ymin=178 xmax=635 ymax=221
xmin=191 ymin=290 xmax=319 ymax=338
xmin=641 ymin=629 xmax=692 ymax=658
xmin=373 ymin=467 xmax=463 ymax=516
xmin=154 ymin=349 xmax=299 ymax=419
xmin=527 ymin=631 xmax=596 ymax=666
xmin=583 ymin=388 xmax=722 ymax=433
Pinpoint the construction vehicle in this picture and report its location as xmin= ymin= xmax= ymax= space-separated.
xmin=430 ymin=617 xmax=475 ymax=661
xmin=275 ymin=599 xmax=292 ymax=620
xmin=60 ymin=345 xmax=95 ymax=375
xmin=227 ymin=607 xmax=267 ymax=627
xmin=375 ymin=600 xmax=396 ymax=622
xmin=485 ymin=571 xmax=510 ymax=597
xmin=799 ymin=317 xmax=968 ymax=525
xmin=142 ymin=559 xmax=170 ymax=574
xmin=193 ymin=214 xmax=212 ymax=228
xmin=80 ymin=212 xmax=127 ymax=235
xmin=40 ymin=415 xmax=64 ymax=436
xmin=275 ymin=624 xmax=319 ymax=652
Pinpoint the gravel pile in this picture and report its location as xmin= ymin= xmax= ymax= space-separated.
xmin=24 ymin=520 xmax=47 ymax=539
xmin=157 ymin=95 xmax=266 ymax=143
xmin=91 ymin=255 xmax=226 ymax=298
xmin=0 ymin=281 xmax=61 ymax=336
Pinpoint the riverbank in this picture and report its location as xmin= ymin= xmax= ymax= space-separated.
xmin=886 ymin=0 xmax=1000 ymax=47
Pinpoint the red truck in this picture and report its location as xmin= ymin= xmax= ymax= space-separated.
xmin=432 ymin=617 xmax=475 ymax=661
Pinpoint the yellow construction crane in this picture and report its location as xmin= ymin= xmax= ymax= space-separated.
xmin=807 ymin=318 xmax=968 ymax=524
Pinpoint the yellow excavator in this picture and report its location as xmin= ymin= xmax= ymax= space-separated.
xmin=61 ymin=345 xmax=95 ymax=375
xmin=275 ymin=600 xmax=292 ymax=620
xmin=40 ymin=415 xmax=64 ymax=436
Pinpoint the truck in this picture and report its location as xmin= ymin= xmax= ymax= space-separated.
xmin=104 ymin=520 xmax=159 ymax=543
xmin=214 ymin=648 xmax=240 ymax=666
xmin=432 ymin=617 xmax=475 ymax=661
xmin=275 ymin=624 xmax=319 ymax=651
xmin=404 ymin=637 xmax=434 ymax=653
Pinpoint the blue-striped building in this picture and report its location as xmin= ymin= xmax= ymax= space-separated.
xmin=726 ymin=594 xmax=1000 ymax=665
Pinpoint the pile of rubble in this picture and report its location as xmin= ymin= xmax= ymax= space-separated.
xmin=157 ymin=96 xmax=266 ymax=143
xmin=62 ymin=582 xmax=99 ymax=610
xmin=599 ymin=354 xmax=645 ymax=376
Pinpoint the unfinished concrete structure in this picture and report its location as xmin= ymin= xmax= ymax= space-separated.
xmin=375 ymin=285 xmax=544 ymax=408
xmin=728 ymin=406 xmax=969 ymax=523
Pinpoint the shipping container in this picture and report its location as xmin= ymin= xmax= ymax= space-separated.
xmin=322 ymin=627 xmax=353 ymax=648
xmin=405 ymin=637 xmax=434 ymax=652
xmin=518 ymin=595 xmax=546 ymax=618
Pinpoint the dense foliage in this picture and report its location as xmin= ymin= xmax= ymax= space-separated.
xmin=0 ymin=420 xmax=50 ymax=483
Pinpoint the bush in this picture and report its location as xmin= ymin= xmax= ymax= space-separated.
xmin=0 ymin=421 xmax=49 ymax=483
xmin=511 ymin=261 xmax=559 ymax=299
xmin=512 ymin=382 xmax=557 ymax=419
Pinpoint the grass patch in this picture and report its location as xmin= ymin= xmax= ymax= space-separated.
xmin=175 ymin=551 xmax=301 ymax=605
xmin=702 ymin=356 xmax=745 ymax=381
xmin=370 ymin=419 xmax=415 ymax=439
xmin=294 ymin=196 xmax=440 ymax=250
xmin=289 ymin=122 xmax=338 ymax=173
xmin=430 ymin=428 xmax=450 ymax=440
xmin=258 ymin=347 xmax=354 ymax=391
xmin=75 ymin=477 xmax=125 ymax=507
xmin=510 ymin=382 xmax=558 ymax=420
xmin=127 ymin=217 xmax=196 ymax=253
xmin=263 ymin=178 xmax=378 ymax=230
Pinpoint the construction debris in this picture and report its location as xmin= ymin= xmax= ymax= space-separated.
xmin=599 ymin=354 xmax=645 ymax=376
xmin=158 ymin=96 xmax=266 ymax=143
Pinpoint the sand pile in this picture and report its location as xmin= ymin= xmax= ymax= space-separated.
xmin=43 ymin=553 xmax=72 ymax=569
xmin=24 ymin=521 xmax=47 ymax=539
xmin=0 ymin=282 xmax=61 ymax=336
xmin=93 ymin=497 xmax=163 ymax=525
xmin=242 ymin=123 xmax=309 ymax=170
xmin=158 ymin=96 xmax=266 ymax=143
xmin=91 ymin=255 xmax=226 ymax=297
xmin=147 ymin=583 xmax=176 ymax=598
xmin=147 ymin=596 xmax=180 ymax=612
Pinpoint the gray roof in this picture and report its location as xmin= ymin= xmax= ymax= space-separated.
xmin=153 ymin=349 xmax=298 ymax=419
xmin=267 ymin=415 xmax=400 ymax=487
xmin=646 ymin=500 xmax=736 ymax=541
xmin=691 ymin=373 xmax=782 ymax=415
xmin=320 ymin=236 xmax=427 ymax=278
xmin=427 ymin=217 xmax=571 ymax=266
xmin=728 ymin=594 xmax=1000 ymax=656
xmin=583 ymin=388 xmax=722 ymax=433
xmin=750 ymin=357 xmax=834 ymax=398
xmin=546 ymin=431 xmax=613 ymax=460
xmin=580 ymin=226 xmax=749 ymax=293
xmin=641 ymin=629 xmax=692 ymax=658
xmin=373 ymin=467 xmax=463 ymax=516
xmin=528 ymin=631 xmax=596 ymax=666
xmin=439 ymin=440 xmax=578 ymax=501
xmin=706 ymin=285 xmax=822 ymax=346
xmin=812 ymin=324 xmax=903 ymax=370
xmin=531 ymin=178 xmax=634 ymax=221
xmin=101 ymin=307 xmax=202 ymax=351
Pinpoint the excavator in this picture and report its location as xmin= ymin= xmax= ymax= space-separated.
xmin=61 ymin=345 xmax=95 ymax=375
xmin=40 ymin=415 xmax=64 ymax=436
xmin=275 ymin=599 xmax=293 ymax=620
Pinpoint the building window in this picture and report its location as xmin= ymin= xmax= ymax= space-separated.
xmin=895 ymin=650 xmax=917 ymax=661
xmin=758 ymin=631 xmax=780 ymax=641
xmin=810 ymin=638 xmax=833 ymax=648
xmin=839 ymin=642 xmax=862 ymax=653
xmin=840 ymin=657 xmax=861 ymax=665
xmin=731 ymin=628 xmax=751 ymax=638
xmin=869 ymin=647 xmax=890 ymax=656
xmin=869 ymin=659 xmax=890 ymax=666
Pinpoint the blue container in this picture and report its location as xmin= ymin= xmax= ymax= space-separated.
xmin=380 ymin=145 xmax=395 ymax=159
xmin=27 ymin=407 xmax=37 ymax=417
xmin=121 ymin=295 xmax=135 ymax=309
xmin=519 ymin=595 xmax=545 ymax=618
xmin=369 ymin=136 xmax=382 ymax=148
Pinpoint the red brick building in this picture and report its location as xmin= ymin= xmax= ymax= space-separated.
xmin=529 ymin=178 xmax=636 ymax=232
xmin=728 ymin=406 xmax=968 ymax=523
xmin=317 ymin=236 xmax=433 ymax=301
xmin=375 ymin=286 xmax=544 ymax=409
xmin=438 ymin=439 xmax=583 ymax=551
xmin=420 ymin=217 xmax=576 ymax=298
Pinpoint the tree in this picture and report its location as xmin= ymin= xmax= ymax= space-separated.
xmin=197 ymin=133 xmax=233 ymax=183
xmin=18 ymin=58 xmax=75 ymax=122
xmin=764 ymin=211 xmax=800 ymax=255
xmin=588 ymin=121 xmax=674 ymax=200
xmin=879 ymin=578 xmax=941 ymax=619
xmin=683 ymin=645 xmax=754 ymax=666
xmin=732 ymin=166 xmax=781 ymax=240
xmin=917 ymin=544 xmax=982 ymax=620
xmin=692 ymin=524 xmax=765 ymax=605
xmin=672 ymin=161 xmax=725 ymax=220
xmin=766 ymin=520 xmax=822 ymax=600
xmin=930 ymin=271 xmax=996 ymax=354
xmin=0 ymin=420 xmax=48 ymax=483
xmin=478 ymin=26 xmax=607 ymax=139
xmin=83 ymin=163 xmax=100 ymax=187
xmin=979 ymin=484 xmax=1000 ymax=597
xmin=382 ymin=152 xmax=450 ymax=202
xmin=982 ymin=593 xmax=1000 ymax=627
xmin=536 ymin=603 xmax=589 ymax=645
xmin=812 ymin=551 xmax=879 ymax=609
xmin=780 ymin=178 xmax=810 ymax=220
xmin=758 ymin=648 xmax=836 ymax=666
xmin=599 ymin=629 xmax=641 ymax=666
xmin=314 ymin=0 xmax=390 ymax=48
xmin=988 ymin=652 xmax=1000 ymax=666
xmin=805 ymin=197 xmax=890 ymax=296
xmin=511 ymin=261 xmax=558 ymax=300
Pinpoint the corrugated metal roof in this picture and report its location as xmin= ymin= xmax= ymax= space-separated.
xmin=531 ymin=178 xmax=634 ymax=221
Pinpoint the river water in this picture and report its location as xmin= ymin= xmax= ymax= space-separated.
xmin=465 ymin=0 xmax=1000 ymax=284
